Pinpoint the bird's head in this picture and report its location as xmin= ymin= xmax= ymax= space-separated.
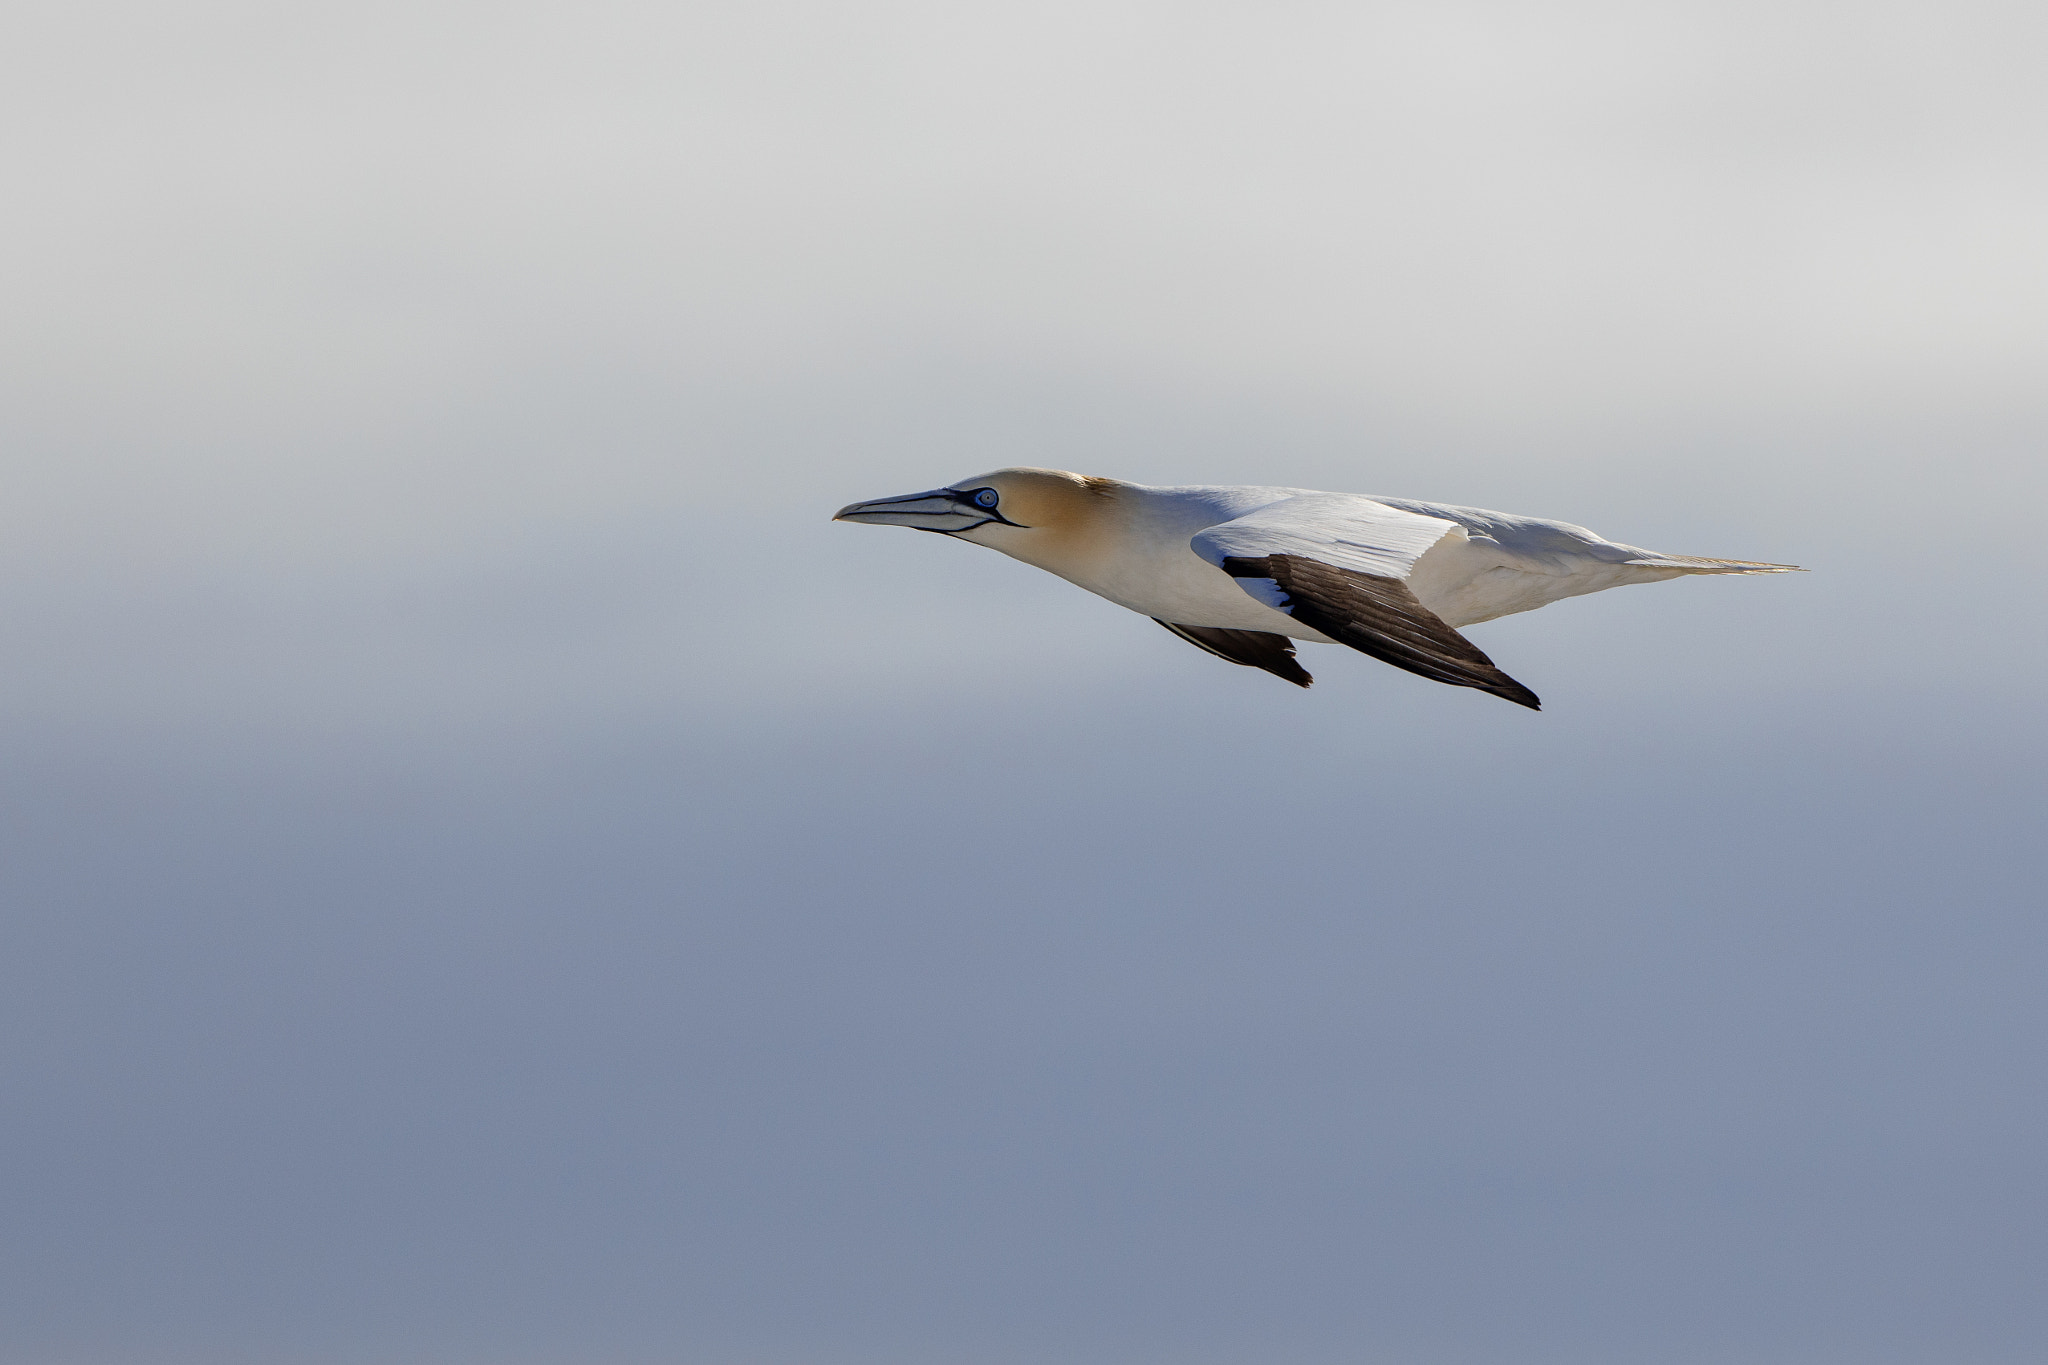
xmin=833 ymin=467 xmax=1120 ymax=566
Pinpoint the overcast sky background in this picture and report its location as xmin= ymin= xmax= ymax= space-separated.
xmin=2 ymin=2 xmax=2045 ymax=1363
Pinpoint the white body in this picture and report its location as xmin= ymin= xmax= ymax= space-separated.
xmin=836 ymin=467 xmax=1795 ymax=706
xmin=958 ymin=481 xmax=1740 ymax=640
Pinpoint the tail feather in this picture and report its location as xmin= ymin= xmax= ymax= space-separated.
xmin=1623 ymin=554 xmax=1803 ymax=574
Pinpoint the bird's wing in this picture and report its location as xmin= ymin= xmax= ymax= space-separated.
xmin=1190 ymin=495 xmax=1540 ymax=709
xmin=1192 ymin=493 xmax=1465 ymax=580
xmin=1370 ymin=496 xmax=1802 ymax=576
xmin=1152 ymin=620 xmax=1313 ymax=687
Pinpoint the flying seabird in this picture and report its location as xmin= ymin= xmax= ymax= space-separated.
xmin=834 ymin=468 xmax=1799 ymax=709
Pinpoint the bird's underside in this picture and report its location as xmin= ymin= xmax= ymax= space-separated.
xmin=1157 ymin=552 xmax=1542 ymax=709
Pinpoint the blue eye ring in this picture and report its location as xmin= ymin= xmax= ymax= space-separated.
xmin=971 ymin=488 xmax=999 ymax=509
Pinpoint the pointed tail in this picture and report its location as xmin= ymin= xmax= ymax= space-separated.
xmin=1621 ymin=554 xmax=1804 ymax=575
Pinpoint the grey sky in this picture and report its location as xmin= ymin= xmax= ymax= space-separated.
xmin=1 ymin=3 xmax=2043 ymax=1363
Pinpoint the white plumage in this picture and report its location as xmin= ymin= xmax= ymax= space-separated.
xmin=836 ymin=468 xmax=1798 ymax=709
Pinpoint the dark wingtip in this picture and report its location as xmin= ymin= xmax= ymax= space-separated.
xmin=1271 ymin=653 xmax=1313 ymax=688
xmin=1495 ymin=681 xmax=1541 ymax=710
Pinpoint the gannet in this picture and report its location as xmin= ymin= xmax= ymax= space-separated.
xmin=834 ymin=468 xmax=1799 ymax=709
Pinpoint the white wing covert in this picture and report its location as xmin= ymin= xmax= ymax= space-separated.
xmin=1190 ymin=494 xmax=1462 ymax=584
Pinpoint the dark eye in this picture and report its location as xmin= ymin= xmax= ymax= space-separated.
xmin=972 ymin=488 xmax=999 ymax=509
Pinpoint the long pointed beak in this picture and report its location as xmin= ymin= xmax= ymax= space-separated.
xmin=833 ymin=488 xmax=991 ymax=533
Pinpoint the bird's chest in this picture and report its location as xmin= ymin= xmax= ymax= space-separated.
xmin=1055 ymin=544 xmax=1311 ymax=635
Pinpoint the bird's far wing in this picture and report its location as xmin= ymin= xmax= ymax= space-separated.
xmin=1190 ymin=496 xmax=1540 ymax=710
xmin=1368 ymin=497 xmax=1802 ymax=576
xmin=1152 ymin=619 xmax=1313 ymax=688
